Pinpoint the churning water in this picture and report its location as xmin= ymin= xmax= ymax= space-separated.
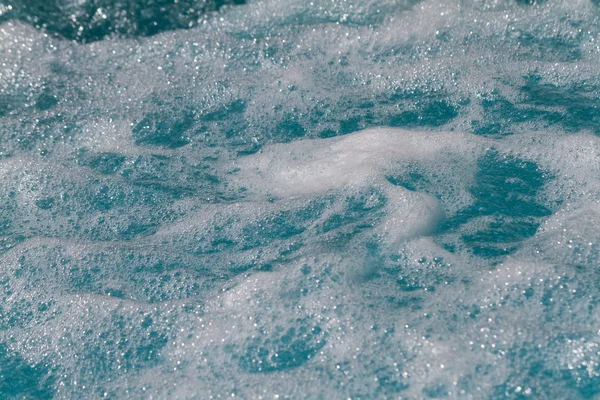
xmin=2 ymin=0 xmax=600 ymax=398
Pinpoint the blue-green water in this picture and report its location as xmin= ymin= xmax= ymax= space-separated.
xmin=2 ymin=0 xmax=600 ymax=398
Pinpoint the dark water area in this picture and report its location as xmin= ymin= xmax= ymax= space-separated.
xmin=2 ymin=0 xmax=246 ymax=42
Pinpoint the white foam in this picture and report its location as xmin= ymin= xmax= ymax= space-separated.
xmin=235 ymin=128 xmax=482 ymax=196
xmin=232 ymin=128 xmax=487 ymax=245
xmin=3 ymin=0 xmax=600 ymax=397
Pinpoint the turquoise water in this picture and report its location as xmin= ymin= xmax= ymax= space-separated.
xmin=2 ymin=0 xmax=600 ymax=398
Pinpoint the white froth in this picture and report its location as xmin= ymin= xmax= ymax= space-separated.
xmin=236 ymin=128 xmax=482 ymax=197
xmin=3 ymin=0 xmax=600 ymax=398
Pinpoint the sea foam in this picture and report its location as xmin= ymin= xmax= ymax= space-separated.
xmin=2 ymin=0 xmax=600 ymax=398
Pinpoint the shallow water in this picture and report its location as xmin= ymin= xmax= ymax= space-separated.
xmin=1 ymin=0 xmax=600 ymax=398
